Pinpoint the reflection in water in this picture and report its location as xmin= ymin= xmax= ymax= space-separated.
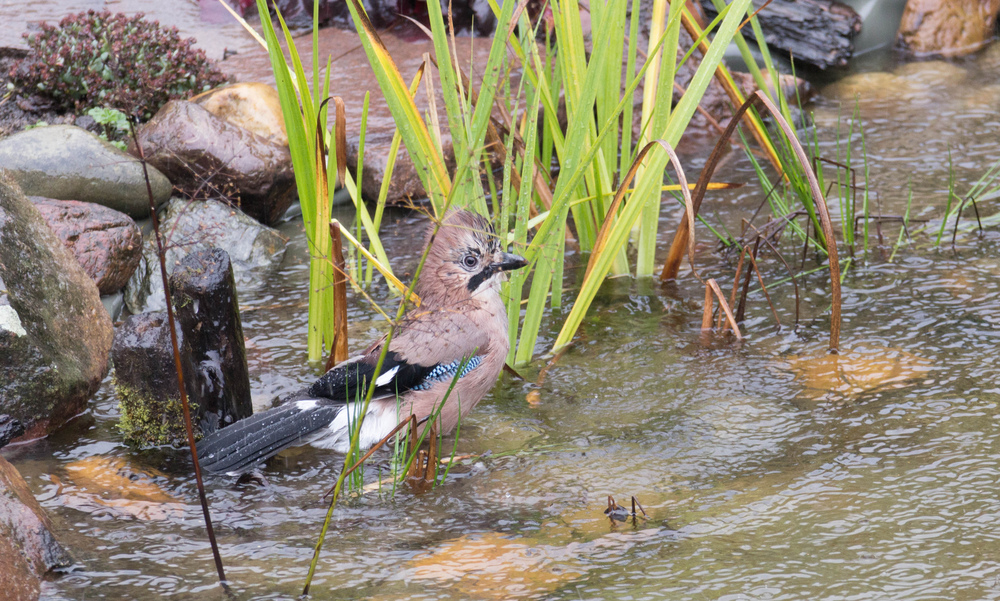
xmin=3 ymin=7 xmax=1000 ymax=600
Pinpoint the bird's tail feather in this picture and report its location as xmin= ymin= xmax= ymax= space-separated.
xmin=196 ymin=401 xmax=340 ymax=475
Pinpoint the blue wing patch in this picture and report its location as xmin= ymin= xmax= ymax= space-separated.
xmin=411 ymin=355 xmax=482 ymax=390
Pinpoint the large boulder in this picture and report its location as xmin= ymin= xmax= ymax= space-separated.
xmin=0 ymin=456 xmax=73 ymax=601
xmin=130 ymin=100 xmax=296 ymax=225
xmin=0 ymin=125 xmax=172 ymax=219
xmin=193 ymin=82 xmax=289 ymax=147
xmin=898 ymin=0 xmax=1000 ymax=57
xmin=31 ymin=198 xmax=142 ymax=295
xmin=0 ymin=173 xmax=114 ymax=440
xmin=123 ymin=198 xmax=287 ymax=314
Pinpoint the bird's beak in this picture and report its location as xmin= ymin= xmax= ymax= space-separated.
xmin=497 ymin=251 xmax=528 ymax=272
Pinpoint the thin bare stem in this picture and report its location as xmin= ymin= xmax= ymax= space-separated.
xmin=129 ymin=120 xmax=227 ymax=585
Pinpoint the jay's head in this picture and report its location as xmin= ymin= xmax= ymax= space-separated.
xmin=418 ymin=210 xmax=528 ymax=304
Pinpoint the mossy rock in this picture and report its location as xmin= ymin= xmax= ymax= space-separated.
xmin=115 ymin=377 xmax=200 ymax=447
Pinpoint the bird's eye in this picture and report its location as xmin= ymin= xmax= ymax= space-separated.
xmin=462 ymin=255 xmax=478 ymax=269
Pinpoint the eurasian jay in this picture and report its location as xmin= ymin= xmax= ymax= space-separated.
xmin=196 ymin=210 xmax=527 ymax=475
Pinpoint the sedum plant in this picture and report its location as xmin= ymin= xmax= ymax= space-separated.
xmin=12 ymin=10 xmax=228 ymax=119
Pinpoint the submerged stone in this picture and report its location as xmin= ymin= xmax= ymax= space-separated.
xmin=123 ymin=197 xmax=287 ymax=314
xmin=0 ymin=125 xmax=172 ymax=219
xmin=57 ymin=456 xmax=184 ymax=521
xmin=0 ymin=174 xmax=113 ymax=440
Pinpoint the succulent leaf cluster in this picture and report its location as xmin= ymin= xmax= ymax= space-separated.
xmin=12 ymin=10 xmax=228 ymax=119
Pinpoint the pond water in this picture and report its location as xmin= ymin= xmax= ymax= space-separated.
xmin=4 ymin=3 xmax=1000 ymax=600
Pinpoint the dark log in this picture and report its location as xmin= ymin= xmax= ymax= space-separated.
xmin=111 ymin=248 xmax=253 ymax=446
xmin=170 ymin=248 xmax=253 ymax=435
xmin=700 ymin=0 xmax=862 ymax=70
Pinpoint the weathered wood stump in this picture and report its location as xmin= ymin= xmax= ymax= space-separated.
xmin=171 ymin=248 xmax=253 ymax=435
xmin=700 ymin=0 xmax=862 ymax=69
xmin=111 ymin=248 xmax=253 ymax=446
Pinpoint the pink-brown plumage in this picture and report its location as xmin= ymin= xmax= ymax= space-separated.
xmin=196 ymin=210 xmax=527 ymax=474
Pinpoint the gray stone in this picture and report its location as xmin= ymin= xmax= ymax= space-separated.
xmin=0 ymin=173 xmax=114 ymax=440
xmin=0 ymin=125 xmax=172 ymax=219
xmin=124 ymin=198 xmax=287 ymax=314
xmin=101 ymin=292 xmax=125 ymax=322
xmin=0 ymin=415 xmax=24 ymax=449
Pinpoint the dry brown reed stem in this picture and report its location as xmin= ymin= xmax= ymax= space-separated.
xmin=743 ymin=222 xmax=801 ymax=325
xmin=661 ymin=91 xmax=840 ymax=352
xmin=407 ymin=422 xmax=438 ymax=489
xmin=587 ymin=139 xmax=696 ymax=281
xmin=723 ymin=245 xmax=747 ymax=333
xmin=734 ymin=237 xmax=759 ymax=324
xmin=661 ymin=94 xmax=761 ymax=282
xmin=741 ymin=244 xmax=780 ymax=326
xmin=325 ymin=221 xmax=349 ymax=371
xmin=130 ymin=123 xmax=226 ymax=584
xmin=701 ymin=278 xmax=741 ymax=339
xmin=701 ymin=284 xmax=715 ymax=330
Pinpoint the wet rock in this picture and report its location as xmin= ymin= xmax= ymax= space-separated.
xmin=823 ymin=70 xmax=908 ymax=103
xmin=31 ymin=198 xmax=142 ymax=295
xmin=123 ymin=198 xmax=287 ymax=314
xmin=823 ymin=60 xmax=968 ymax=107
xmin=131 ymin=100 xmax=296 ymax=225
xmin=101 ymin=292 xmax=125 ymax=322
xmin=0 ymin=415 xmax=24 ymax=448
xmin=893 ymin=59 xmax=968 ymax=87
xmin=0 ymin=456 xmax=73 ymax=601
xmin=169 ymin=248 xmax=253 ymax=435
xmin=897 ymin=0 xmax=1000 ymax=57
xmin=781 ymin=343 xmax=933 ymax=403
xmin=0 ymin=125 xmax=172 ymax=219
xmin=193 ymin=82 xmax=289 ymax=146
xmin=0 ymin=174 xmax=113 ymax=440
xmin=112 ymin=250 xmax=253 ymax=446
